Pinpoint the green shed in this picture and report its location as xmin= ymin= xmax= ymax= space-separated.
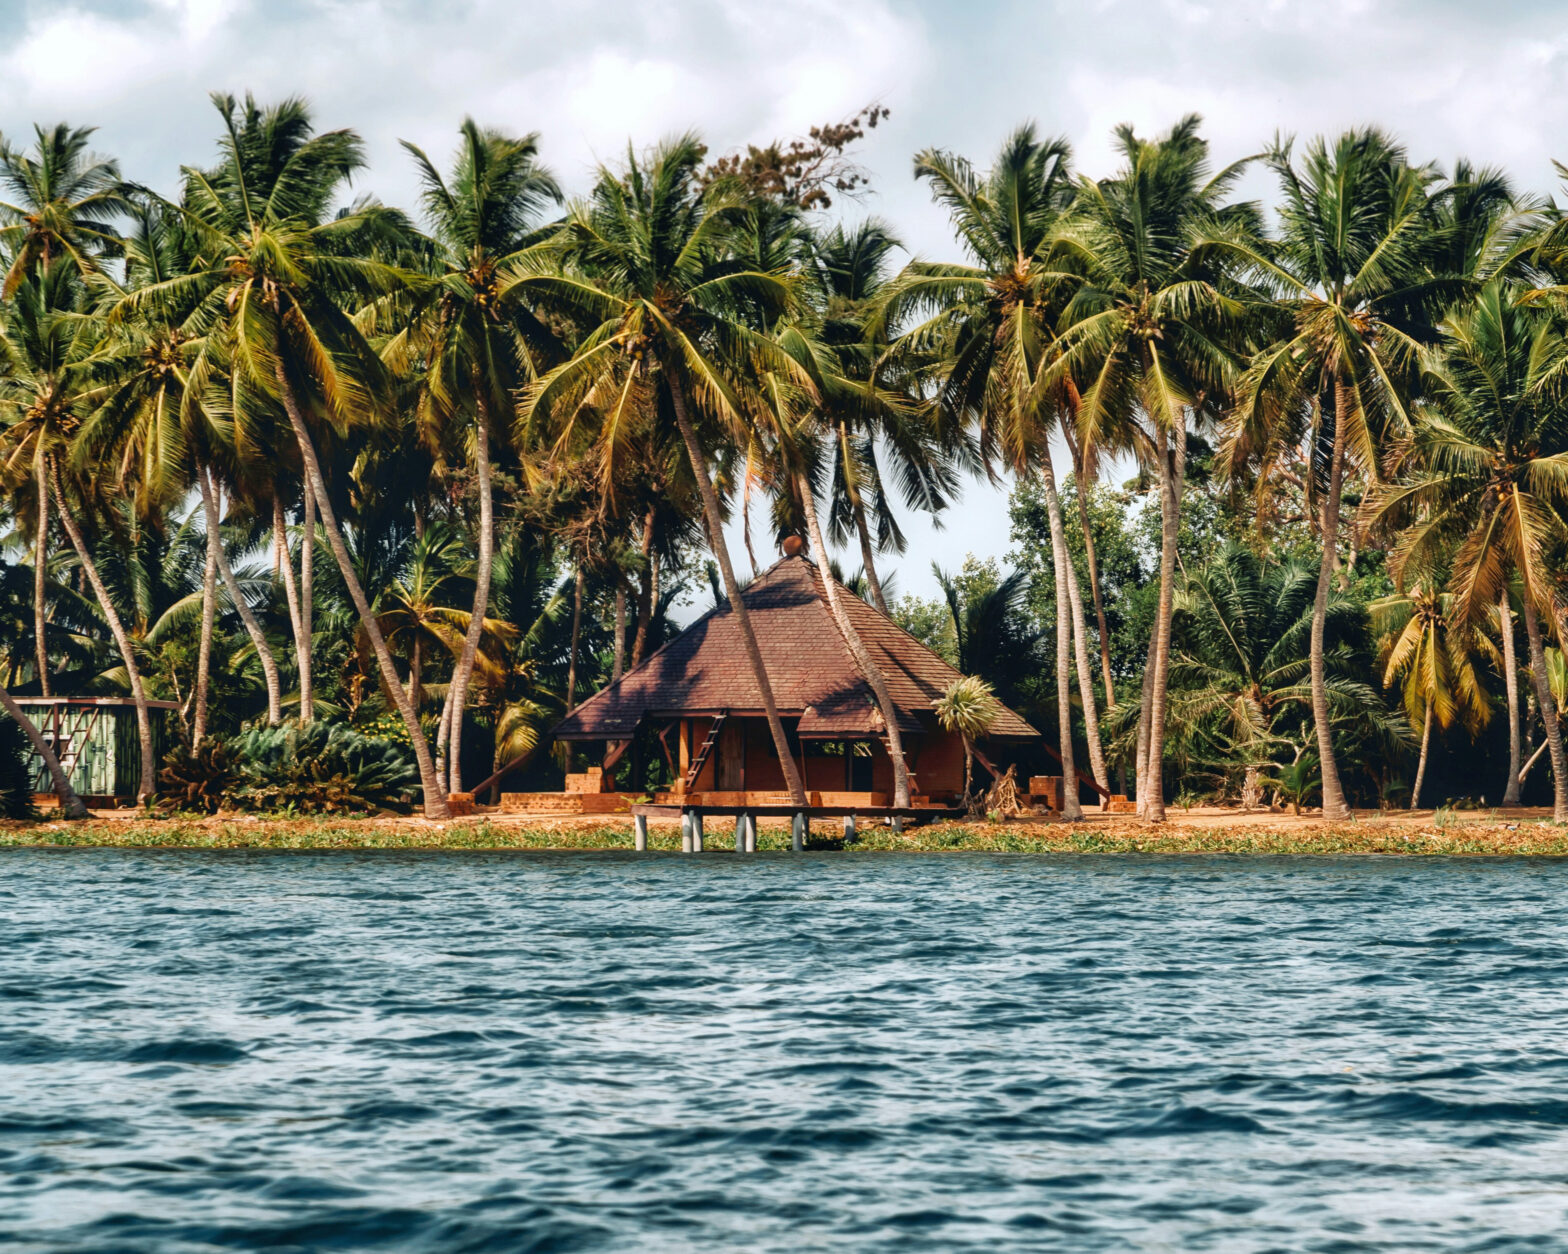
xmin=13 ymin=698 xmax=177 ymax=805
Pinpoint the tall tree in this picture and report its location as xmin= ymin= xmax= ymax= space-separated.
xmin=116 ymin=94 xmax=450 ymax=817
xmin=879 ymin=126 xmax=1089 ymax=817
xmin=1049 ymin=115 xmax=1259 ymax=817
xmin=1368 ymin=281 xmax=1568 ymax=819
xmin=0 ymin=122 xmax=130 ymax=296
xmin=400 ymin=119 xmax=561 ymax=794
xmin=514 ymin=136 xmax=811 ymax=805
xmin=1225 ymin=129 xmax=1439 ymax=820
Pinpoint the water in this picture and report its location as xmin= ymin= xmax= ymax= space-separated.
xmin=2 ymin=851 xmax=1567 ymax=1252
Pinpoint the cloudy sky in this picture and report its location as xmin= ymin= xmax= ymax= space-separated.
xmin=5 ymin=0 xmax=1567 ymax=604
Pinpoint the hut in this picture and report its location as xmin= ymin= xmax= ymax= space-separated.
xmin=511 ymin=551 xmax=1039 ymax=815
xmin=12 ymin=697 xmax=177 ymax=807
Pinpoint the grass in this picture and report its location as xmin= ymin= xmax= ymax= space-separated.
xmin=4 ymin=811 xmax=1568 ymax=854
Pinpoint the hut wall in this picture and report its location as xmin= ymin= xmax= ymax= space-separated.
xmin=889 ymin=723 xmax=965 ymax=798
xmin=742 ymin=720 xmax=790 ymax=792
xmin=23 ymin=703 xmax=171 ymax=799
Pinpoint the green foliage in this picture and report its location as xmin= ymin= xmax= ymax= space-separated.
xmin=1269 ymin=754 xmax=1322 ymax=816
xmin=0 ymin=714 xmax=38 ymax=820
xmin=158 ymin=738 xmax=244 ymax=815
xmin=890 ymin=593 xmax=958 ymax=664
xmin=159 ymin=721 xmax=418 ymax=815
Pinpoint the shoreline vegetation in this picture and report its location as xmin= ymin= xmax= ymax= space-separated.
xmin=5 ymin=810 xmax=1568 ymax=855
xmin=7 ymin=100 xmax=1568 ymax=828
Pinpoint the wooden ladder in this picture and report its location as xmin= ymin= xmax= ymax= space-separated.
xmin=684 ymin=712 xmax=728 ymax=790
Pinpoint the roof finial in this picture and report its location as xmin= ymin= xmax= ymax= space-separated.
xmin=781 ymin=534 xmax=806 ymax=558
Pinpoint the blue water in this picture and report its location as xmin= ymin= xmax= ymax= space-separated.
xmin=3 ymin=852 xmax=1567 ymax=1251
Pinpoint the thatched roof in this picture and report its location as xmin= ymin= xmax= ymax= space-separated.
xmin=553 ymin=555 xmax=1038 ymax=741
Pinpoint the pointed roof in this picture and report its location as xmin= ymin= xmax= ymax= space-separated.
xmin=553 ymin=555 xmax=1039 ymax=741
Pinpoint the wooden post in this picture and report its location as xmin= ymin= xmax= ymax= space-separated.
xmin=792 ymin=811 xmax=805 ymax=852
xmin=634 ymin=814 xmax=648 ymax=852
xmin=678 ymin=720 xmax=691 ymax=794
xmin=692 ymin=811 xmax=704 ymax=852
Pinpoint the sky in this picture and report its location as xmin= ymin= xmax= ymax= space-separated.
xmin=5 ymin=0 xmax=1568 ymax=606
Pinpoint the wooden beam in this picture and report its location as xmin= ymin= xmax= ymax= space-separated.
xmin=1038 ymin=741 xmax=1113 ymax=800
xmin=603 ymin=739 xmax=632 ymax=773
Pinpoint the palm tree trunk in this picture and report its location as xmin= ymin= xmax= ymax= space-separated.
xmin=1073 ymin=469 xmax=1116 ymax=705
xmin=274 ymin=363 xmax=449 ymax=819
xmin=1063 ymin=420 xmax=1116 ymax=706
xmin=1037 ymin=450 xmax=1085 ymax=819
xmin=1135 ymin=626 xmax=1156 ymax=808
xmin=742 ymin=451 xmax=760 ymax=577
xmin=48 ymin=457 xmax=155 ymax=802
xmin=1143 ymin=425 xmax=1182 ymax=823
xmin=796 ymin=470 xmax=911 ymax=808
xmin=200 ymin=469 xmax=282 ymax=726
xmin=632 ymin=507 xmax=656 ymax=668
xmin=665 ymin=368 xmax=807 ymax=805
xmin=1411 ymin=704 xmax=1432 ymax=810
xmin=840 ymin=421 xmax=892 ymax=617
xmin=851 ymin=499 xmax=891 ymax=616
xmin=446 ymin=389 xmax=496 ymax=796
xmin=33 ymin=461 xmax=50 ymax=698
xmin=1041 ymin=451 xmax=1091 ymax=815
xmin=275 ymin=493 xmax=308 ymax=721
xmin=1500 ymin=590 xmax=1522 ymax=807
xmin=409 ymin=635 xmax=422 ymax=713
xmin=435 ymin=680 xmax=456 ymax=793
xmin=299 ymin=478 xmax=315 ymax=723
xmin=0 ymin=686 xmax=88 ymax=818
xmin=1311 ymin=379 xmax=1353 ymax=820
xmin=962 ymin=732 xmax=973 ymax=801
xmin=1046 ymin=467 xmax=1109 ymax=792
xmin=612 ymin=584 xmax=627 ymax=682
xmin=1522 ymin=595 xmax=1568 ymax=821
xmin=566 ymin=565 xmax=585 ymax=710
xmin=192 ymin=500 xmax=219 ymax=743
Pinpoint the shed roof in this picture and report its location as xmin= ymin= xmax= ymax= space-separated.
xmin=553 ymin=555 xmax=1038 ymax=741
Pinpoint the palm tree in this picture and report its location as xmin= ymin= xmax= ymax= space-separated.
xmin=513 ymin=136 xmax=811 ymax=805
xmin=364 ymin=523 xmax=511 ymax=715
xmin=114 ymin=94 xmax=450 ymax=817
xmin=0 ymin=123 xmax=130 ymax=296
xmin=1367 ymin=281 xmax=1568 ymax=819
xmin=1224 ymin=129 xmax=1440 ymax=820
xmin=400 ymin=119 xmax=561 ymax=793
xmin=0 ymin=265 xmax=159 ymax=800
xmin=1372 ymin=584 xmax=1490 ymax=809
xmin=807 ymin=219 xmax=963 ymax=615
xmin=81 ymin=199 xmax=287 ymax=736
xmin=934 ymin=674 xmax=997 ymax=803
xmin=1049 ymin=115 xmax=1261 ymax=819
xmin=879 ymin=125 xmax=1089 ymax=817
xmin=1163 ymin=544 xmax=1401 ymax=809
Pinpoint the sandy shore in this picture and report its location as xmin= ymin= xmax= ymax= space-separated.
xmin=3 ymin=804 xmax=1566 ymax=854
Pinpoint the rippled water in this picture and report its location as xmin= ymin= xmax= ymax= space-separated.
xmin=3 ymin=852 xmax=1568 ymax=1251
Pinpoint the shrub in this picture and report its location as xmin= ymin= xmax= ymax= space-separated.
xmin=158 ymin=739 xmax=244 ymax=815
xmin=159 ymin=720 xmax=418 ymax=815
xmin=0 ymin=714 xmax=38 ymax=821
